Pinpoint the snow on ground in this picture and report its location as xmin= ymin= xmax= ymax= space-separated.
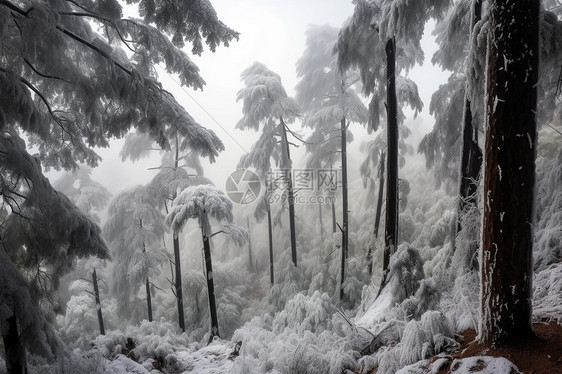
xmin=395 ymin=356 xmax=521 ymax=374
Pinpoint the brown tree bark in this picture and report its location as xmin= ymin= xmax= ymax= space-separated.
xmin=480 ymin=0 xmax=538 ymax=344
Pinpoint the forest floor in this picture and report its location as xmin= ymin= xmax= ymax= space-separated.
xmin=432 ymin=321 xmax=562 ymax=374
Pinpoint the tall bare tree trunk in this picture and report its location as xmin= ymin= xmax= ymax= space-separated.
xmin=480 ymin=0 xmax=538 ymax=344
xmin=331 ymin=163 xmax=337 ymax=234
xmin=2 ymin=314 xmax=27 ymax=374
xmin=247 ymin=216 xmax=254 ymax=272
xmin=173 ymin=236 xmax=185 ymax=332
xmin=92 ymin=268 xmax=105 ymax=335
xmin=318 ymin=202 xmax=324 ymax=239
xmin=457 ymin=0 xmax=483 ymax=236
xmin=267 ymin=202 xmax=274 ymax=285
xmin=171 ymin=137 xmax=185 ymax=332
xmin=201 ymin=213 xmax=220 ymax=342
xmin=367 ymin=151 xmax=385 ymax=276
xmin=378 ymin=38 xmax=399 ymax=293
xmin=279 ymin=118 xmax=297 ymax=267
xmin=145 ymin=277 xmax=153 ymax=322
xmin=141 ymin=220 xmax=153 ymax=322
xmin=340 ymin=116 xmax=348 ymax=300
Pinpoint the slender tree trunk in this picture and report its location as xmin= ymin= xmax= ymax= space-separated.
xmin=374 ymin=151 xmax=386 ymax=239
xmin=279 ymin=118 xmax=297 ymax=267
xmin=92 ymin=269 xmax=105 ymax=335
xmin=480 ymin=0 xmax=538 ymax=344
xmin=267 ymin=202 xmax=275 ymax=285
xmin=457 ymin=0 xmax=483 ymax=235
xmin=140 ymin=220 xmax=153 ymax=322
xmin=145 ymin=278 xmax=153 ymax=322
xmin=318 ymin=202 xmax=324 ymax=239
xmin=331 ymin=199 xmax=337 ymax=234
xmin=171 ymin=137 xmax=186 ymax=332
xmin=201 ymin=213 xmax=220 ymax=342
xmin=368 ymin=151 xmax=386 ymax=276
xmin=2 ymin=314 xmax=27 ymax=374
xmin=173 ymin=236 xmax=185 ymax=332
xmin=247 ymin=216 xmax=253 ymax=272
xmin=378 ymin=38 xmax=399 ymax=293
xmin=331 ymin=161 xmax=337 ymax=234
xmin=340 ymin=116 xmax=348 ymax=300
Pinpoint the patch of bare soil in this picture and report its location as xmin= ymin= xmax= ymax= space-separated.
xmin=434 ymin=322 xmax=562 ymax=373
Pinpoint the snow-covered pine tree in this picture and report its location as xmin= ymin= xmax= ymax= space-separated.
xmin=53 ymin=166 xmax=113 ymax=337
xmin=236 ymin=62 xmax=301 ymax=267
xmin=295 ymin=24 xmax=369 ymax=300
xmin=166 ymin=184 xmax=246 ymax=342
xmin=103 ymin=185 xmax=168 ymax=323
xmin=335 ymin=0 xmax=433 ymax=293
xmin=1 ymin=0 xmax=237 ymax=370
xmin=121 ymin=129 xmax=214 ymax=331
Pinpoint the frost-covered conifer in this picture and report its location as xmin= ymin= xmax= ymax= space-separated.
xmin=103 ymin=185 xmax=168 ymax=323
xmin=1 ymin=0 xmax=237 ymax=370
xmin=166 ymin=184 xmax=246 ymax=341
xmin=296 ymin=24 xmax=369 ymax=299
xmin=236 ymin=62 xmax=301 ymax=267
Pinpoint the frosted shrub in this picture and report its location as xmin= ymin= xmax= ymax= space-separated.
xmin=273 ymin=291 xmax=335 ymax=334
xmin=89 ymin=320 xmax=195 ymax=371
xmin=534 ymin=153 xmax=562 ymax=271
xmin=341 ymin=256 xmax=370 ymax=308
xmin=533 ymin=262 xmax=562 ymax=323
xmin=453 ymin=204 xmax=481 ymax=275
xmin=388 ymin=244 xmax=425 ymax=305
xmin=441 ymin=271 xmax=479 ymax=332
xmin=365 ymin=311 xmax=456 ymax=374
xmin=400 ymin=320 xmax=430 ymax=366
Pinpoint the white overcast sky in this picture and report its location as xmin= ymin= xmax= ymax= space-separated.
xmin=85 ymin=0 xmax=447 ymax=198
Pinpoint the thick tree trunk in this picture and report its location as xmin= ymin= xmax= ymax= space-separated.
xmin=368 ymin=151 xmax=386 ymax=276
xmin=173 ymin=236 xmax=185 ymax=332
xmin=457 ymin=0 xmax=483 ymax=235
xmin=201 ymin=213 xmax=220 ymax=342
xmin=279 ymin=118 xmax=297 ymax=267
xmin=480 ymin=0 xmax=538 ymax=344
xmin=340 ymin=116 xmax=348 ymax=300
xmin=267 ymin=203 xmax=275 ymax=285
xmin=2 ymin=314 xmax=27 ymax=374
xmin=247 ymin=216 xmax=253 ymax=272
xmin=92 ymin=269 xmax=105 ymax=335
xmin=378 ymin=38 xmax=399 ymax=292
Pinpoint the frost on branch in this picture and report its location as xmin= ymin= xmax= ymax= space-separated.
xmin=0 ymin=130 xmax=109 ymax=356
xmin=236 ymin=62 xmax=301 ymax=131
xmin=166 ymin=184 xmax=234 ymax=236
